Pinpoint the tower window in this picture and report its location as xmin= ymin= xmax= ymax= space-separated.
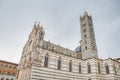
xmin=69 ymin=60 xmax=72 ymax=72
xmin=85 ymin=41 xmax=87 ymax=44
xmin=90 ymin=28 xmax=93 ymax=32
xmin=83 ymin=29 xmax=87 ymax=33
xmin=84 ymin=35 xmax=87 ymax=38
xmin=91 ymin=33 xmax=93 ymax=37
xmin=105 ymin=64 xmax=110 ymax=74
xmin=58 ymin=57 xmax=61 ymax=70
xmin=85 ymin=46 xmax=87 ymax=50
xmin=44 ymin=54 xmax=49 ymax=67
xmin=82 ymin=23 xmax=86 ymax=27
xmin=93 ymin=46 xmax=95 ymax=50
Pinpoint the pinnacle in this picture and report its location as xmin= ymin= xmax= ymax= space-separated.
xmin=34 ymin=21 xmax=42 ymax=28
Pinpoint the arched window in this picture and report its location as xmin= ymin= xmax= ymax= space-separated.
xmin=44 ymin=54 xmax=49 ymax=67
xmin=2 ymin=72 xmax=4 ymax=75
xmin=79 ymin=63 xmax=81 ymax=73
xmin=13 ymin=66 xmax=17 ymax=69
xmin=9 ymin=66 xmax=12 ymax=70
xmin=0 ymin=64 xmax=3 ymax=69
xmin=114 ymin=64 xmax=117 ymax=74
xmin=58 ymin=57 xmax=61 ymax=70
xmin=88 ymin=63 xmax=91 ymax=73
xmin=69 ymin=60 xmax=72 ymax=72
xmin=105 ymin=64 xmax=110 ymax=74
xmin=12 ymin=73 xmax=15 ymax=76
xmin=5 ymin=65 xmax=8 ymax=68
xmin=98 ymin=63 xmax=100 ymax=74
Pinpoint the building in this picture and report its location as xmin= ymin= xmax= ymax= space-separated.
xmin=0 ymin=60 xmax=18 ymax=80
xmin=17 ymin=12 xmax=120 ymax=80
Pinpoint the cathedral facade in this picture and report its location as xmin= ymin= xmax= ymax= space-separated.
xmin=17 ymin=12 xmax=120 ymax=80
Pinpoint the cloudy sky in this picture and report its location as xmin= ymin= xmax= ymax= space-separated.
xmin=0 ymin=0 xmax=120 ymax=63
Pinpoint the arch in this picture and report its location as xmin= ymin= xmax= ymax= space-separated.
xmin=44 ymin=54 xmax=49 ymax=67
xmin=105 ymin=64 xmax=110 ymax=74
xmin=69 ymin=60 xmax=72 ymax=72
xmin=88 ymin=63 xmax=91 ymax=73
xmin=57 ymin=57 xmax=61 ymax=70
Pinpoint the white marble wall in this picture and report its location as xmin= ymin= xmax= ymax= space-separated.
xmin=29 ymin=49 xmax=120 ymax=80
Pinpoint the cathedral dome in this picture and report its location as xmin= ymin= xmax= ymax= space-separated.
xmin=75 ymin=46 xmax=81 ymax=52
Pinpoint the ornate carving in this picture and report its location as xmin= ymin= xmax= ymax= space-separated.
xmin=39 ymin=27 xmax=45 ymax=40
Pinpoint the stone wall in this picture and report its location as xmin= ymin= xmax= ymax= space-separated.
xmin=29 ymin=47 xmax=120 ymax=80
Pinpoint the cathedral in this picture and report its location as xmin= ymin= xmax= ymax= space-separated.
xmin=17 ymin=12 xmax=120 ymax=80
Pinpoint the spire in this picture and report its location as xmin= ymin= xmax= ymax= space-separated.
xmin=80 ymin=15 xmax=82 ymax=18
xmin=37 ymin=21 xmax=40 ymax=27
xmin=84 ymin=11 xmax=88 ymax=16
xmin=34 ymin=21 xmax=37 ymax=27
xmin=41 ymin=24 xmax=43 ymax=27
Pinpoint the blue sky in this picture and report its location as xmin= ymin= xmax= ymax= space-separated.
xmin=0 ymin=0 xmax=120 ymax=63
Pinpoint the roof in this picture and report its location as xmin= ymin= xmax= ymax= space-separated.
xmin=0 ymin=60 xmax=18 ymax=65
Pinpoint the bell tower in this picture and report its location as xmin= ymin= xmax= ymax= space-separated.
xmin=80 ymin=12 xmax=98 ymax=59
